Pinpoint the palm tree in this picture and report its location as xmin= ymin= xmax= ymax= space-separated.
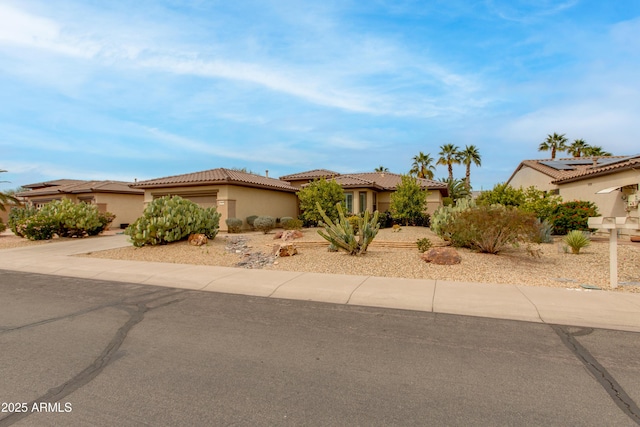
xmin=583 ymin=146 xmax=612 ymax=157
xmin=0 ymin=170 xmax=20 ymax=212
xmin=567 ymin=139 xmax=589 ymax=157
xmin=409 ymin=152 xmax=435 ymax=179
xmin=538 ymin=133 xmax=568 ymax=159
xmin=437 ymin=144 xmax=460 ymax=182
xmin=459 ymin=145 xmax=481 ymax=191
xmin=438 ymin=177 xmax=469 ymax=202
xmin=374 ymin=166 xmax=389 ymax=172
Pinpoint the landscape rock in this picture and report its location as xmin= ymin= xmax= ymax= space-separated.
xmin=188 ymin=234 xmax=208 ymax=246
xmin=273 ymin=230 xmax=304 ymax=241
xmin=421 ymin=247 xmax=461 ymax=265
xmin=272 ymin=242 xmax=298 ymax=257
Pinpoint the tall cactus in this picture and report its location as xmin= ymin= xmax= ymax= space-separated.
xmin=316 ymin=202 xmax=380 ymax=255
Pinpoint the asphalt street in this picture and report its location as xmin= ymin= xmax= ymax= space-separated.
xmin=1 ymin=270 xmax=639 ymax=426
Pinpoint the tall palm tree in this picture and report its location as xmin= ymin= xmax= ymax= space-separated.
xmin=0 ymin=170 xmax=20 ymax=212
xmin=567 ymin=139 xmax=589 ymax=157
xmin=409 ymin=152 xmax=435 ymax=179
xmin=374 ymin=166 xmax=389 ymax=172
xmin=459 ymin=145 xmax=482 ymax=191
xmin=437 ymin=144 xmax=460 ymax=182
xmin=538 ymin=133 xmax=568 ymax=159
xmin=583 ymin=146 xmax=612 ymax=157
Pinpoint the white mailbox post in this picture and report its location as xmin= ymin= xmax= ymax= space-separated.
xmin=587 ymin=216 xmax=640 ymax=288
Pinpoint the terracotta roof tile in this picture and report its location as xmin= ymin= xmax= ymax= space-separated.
xmin=279 ymin=169 xmax=340 ymax=181
xmin=132 ymin=168 xmax=298 ymax=192
xmin=507 ymin=155 xmax=640 ymax=185
xmin=17 ymin=181 xmax=143 ymax=197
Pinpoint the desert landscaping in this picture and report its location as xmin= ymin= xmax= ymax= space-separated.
xmin=1 ymin=226 xmax=639 ymax=292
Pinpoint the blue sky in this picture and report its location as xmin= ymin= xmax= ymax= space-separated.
xmin=1 ymin=0 xmax=639 ymax=192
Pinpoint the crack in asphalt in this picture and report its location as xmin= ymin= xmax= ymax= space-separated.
xmin=0 ymin=289 xmax=186 ymax=427
xmin=0 ymin=288 xmax=183 ymax=334
xmin=551 ymin=324 xmax=640 ymax=425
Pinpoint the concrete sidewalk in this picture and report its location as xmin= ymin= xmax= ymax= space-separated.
xmin=1 ymin=234 xmax=640 ymax=332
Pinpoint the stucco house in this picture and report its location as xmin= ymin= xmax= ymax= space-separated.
xmin=506 ymin=155 xmax=640 ymax=219
xmin=16 ymin=180 xmax=144 ymax=229
xmin=130 ymin=168 xmax=299 ymax=231
xmin=280 ymin=169 xmax=449 ymax=214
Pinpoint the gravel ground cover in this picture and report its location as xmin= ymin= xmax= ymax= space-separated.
xmin=73 ymin=226 xmax=640 ymax=293
xmin=2 ymin=228 xmax=638 ymax=292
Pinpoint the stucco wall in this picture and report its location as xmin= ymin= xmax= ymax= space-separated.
xmin=508 ymin=166 xmax=557 ymax=192
xmin=93 ymin=193 xmax=144 ymax=229
xmin=145 ymin=185 xmax=297 ymax=231
xmin=558 ymin=169 xmax=640 ymax=218
xmin=225 ymin=186 xmax=298 ymax=230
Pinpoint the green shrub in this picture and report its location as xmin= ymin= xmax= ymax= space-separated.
xmin=280 ymin=217 xmax=294 ymax=228
xmin=390 ymin=175 xmax=428 ymax=226
xmin=8 ymin=205 xmax=38 ymax=237
xmin=253 ymin=216 xmax=275 ymax=234
xmin=0 ymin=218 xmax=5 ymax=233
xmin=550 ymin=200 xmax=598 ymax=235
xmin=246 ymin=215 xmax=258 ymax=229
xmin=125 ymin=195 xmax=220 ymax=247
xmin=297 ymin=178 xmax=345 ymax=224
xmin=16 ymin=213 xmax=57 ymax=240
xmin=225 ymin=218 xmax=243 ymax=233
xmin=8 ymin=201 xmax=113 ymax=239
xmin=416 ymin=238 xmax=432 ymax=253
xmin=317 ymin=203 xmax=379 ymax=256
xmin=445 ymin=205 xmax=537 ymax=254
xmin=564 ymin=230 xmax=590 ymax=254
xmin=283 ymin=218 xmax=303 ymax=230
xmin=477 ymin=184 xmax=562 ymax=222
xmin=346 ymin=215 xmax=360 ymax=233
xmin=377 ymin=211 xmax=393 ymax=228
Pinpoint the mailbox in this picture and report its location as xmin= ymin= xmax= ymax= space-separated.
xmin=588 ymin=216 xmax=640 ymax=230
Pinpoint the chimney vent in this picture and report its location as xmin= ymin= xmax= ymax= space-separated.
xmin=265 ymin=170 xmax=269 ymax=178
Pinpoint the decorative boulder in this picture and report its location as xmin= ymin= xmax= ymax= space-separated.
xmin=421 ymin=247 xmax=461 ymax=265
xmin=274 ymin=230 xmax=303 ymax=241
xmin=272 ymin=243 xmax=298 ymax=257
xmin=188 ymin=233 xmax=208 ymax=246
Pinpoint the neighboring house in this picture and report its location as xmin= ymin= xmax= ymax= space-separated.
xmin=130 ymin=168 xmax=299 ymax=231
xmin=506 ymin=155 xmax=640 ymax=219
xmin=280 ymin=170 xmax=449 ymax=214
xmin=16 ymin=180 xmax=145 ymax=229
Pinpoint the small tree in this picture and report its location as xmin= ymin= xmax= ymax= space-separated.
xmin=390 ymin=175 xmax=428 ymax=226
xmin=297 ymin=178 xmax=345 ymax=224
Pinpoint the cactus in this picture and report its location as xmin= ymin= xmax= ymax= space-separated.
xmin=430 ymin=197 xmax=474 ymax=241
xmin=316 ymin=202 xmax=379 ymax=256
xmin=125 ymin=196 xmax=220 ymax=247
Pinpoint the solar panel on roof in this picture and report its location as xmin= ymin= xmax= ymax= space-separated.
xmin=593 ymin=154 xmax=640 ymax=168
xmin=539 ymin=161 xmax=575 ymax=170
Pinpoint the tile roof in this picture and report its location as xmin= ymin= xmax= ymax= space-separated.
xmin=507 ymin=155 xmax=640 ymax=185
xmin=22 ymin=179 xmax=85 ymax=189
xmin=279 ymin=169 xmax=340 ymax=181
xmin=17 ymin=181 xmax=143 ymax=197
xmin=298 ymin=171 xmax=448 ymax=194
xmin=132 ymin=168 xmax=298 ymax=192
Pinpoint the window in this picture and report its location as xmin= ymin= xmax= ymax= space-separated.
xmin=359 ymin=192 xmax=367 ymax=213
xmin=345 ymin=192 xmax=354 ymax=213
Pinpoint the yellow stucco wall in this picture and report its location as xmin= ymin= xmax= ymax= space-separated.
xmin=508 ymin=166 xmax=558 ymax=192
